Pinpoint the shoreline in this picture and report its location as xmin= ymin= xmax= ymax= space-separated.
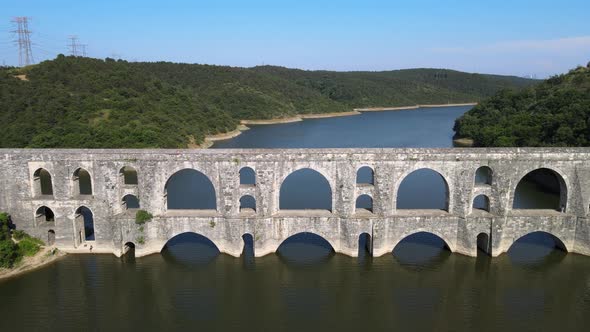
xmin=201 ymin=102 xmax=477 ymax=148
xmin=0 ymin=247 xmax=66 ymax=281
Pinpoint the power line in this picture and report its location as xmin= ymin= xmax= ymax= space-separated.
xmin=11 ymin=17 xmax=34 ymax=67
xmin=68 ymin=36 xmax=88 ymax=57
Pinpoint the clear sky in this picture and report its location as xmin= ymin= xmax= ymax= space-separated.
xmin=1 ymin=0 xmax=589 ymax=77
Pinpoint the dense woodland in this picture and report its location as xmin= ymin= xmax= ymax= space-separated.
xmin=454 ymin=62 xmax=590 ymax=147
xmin=0 ymin=55 xmax=535 ymax=148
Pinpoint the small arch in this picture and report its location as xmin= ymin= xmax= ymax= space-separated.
xmin=122 ymin=194 xmax=140 ymax=209
xmin=75 ymin=206 xmax=94 ymax=242
xmin=474 ymin=166 xmax=492 ymax=185
xmin=33 ymin=168 xmax=53 ymax=196
xmin=355 ymin=194 xmax=373 ymax=213
xmin=279 ymin=168 xmax=332 ymax=211
xmin=164 ymin=169 xmax=217 ymax=210
xmin=35 ymin=206 xmax=55 ymax=224
xmin=356 ymin=166 xmax=374 ymax=185
xmin=242 ymin=233 xmax=255 ymax=261
xmin=476 ymin=233 xmax=491 ymax=256
xmin=513 ymin=168 xmax=567 ymax=211
xmin=239 ymin=167 xmax=256 ymax=185
xmin=47 ymin=230 xmax=56 ymax=246
xmin=123 ymin=242 xmax=136 ymax=257
xmin=239 ymin=195 xmax=256 ymax=213
xmin=358 ymin=232 xmax=372 ymax=257
xmin=396 ymin=168 xmax=449 ymax=210
xmin=472 ymin=194 xmax=490 ymax=212
xmin=120 ymin=166 xmax=138 ymax=185
xmin=73 ymin=168 xmax=92 ymax=196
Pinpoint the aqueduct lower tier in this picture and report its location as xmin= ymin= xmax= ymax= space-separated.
xmin=2 ymin=148 xmax=590 ymax=258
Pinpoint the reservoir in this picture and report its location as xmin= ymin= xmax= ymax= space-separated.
xmin=1 ymin=106 xmax=589 ymax=331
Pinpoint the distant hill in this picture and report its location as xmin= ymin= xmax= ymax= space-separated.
xmin=454 ymin=62 xmax=590 ymax=147
xmin=0 ymin=55 xmax=536 ymax=148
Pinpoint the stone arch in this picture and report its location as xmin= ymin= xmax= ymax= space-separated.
xmin=242 ymin=233 xmax=255 ymax=257
xmin=356 ymin=166 xmax=374 ymax=185
xmin=122 ymin=194 xmax=140 ymax=209
xmin=474 ymin=166 xmax=493 ymax=185
xmin=119 ymin=166 xmax=138 ymax=185
xmin=47 ymin=230 xmax=56 ymax=246
xmin=391 ymin=230 xmax=455 ymax=253
xmin=277 ymin=232 xmax=336 ymax=252
xmin=160 ymin=232 xmax=220 ymax=253
xmin=508 ymin=231 xmax=568 ymax=252
xmin=511 ymin=167 xmax=568 ymax=211
xmin=355 ymin=194 xmax=373 ymax=213
xmin=239 ymin=167 xmax=256 ymax=185
xmin=472 ymin=194 xmax=490 ymax=212
xmin=358 ymin=232 xmax=372 ymax=256
xmin=35 ymin=206 xmax=55 ymax=225
xmin=239 ymin=195 xmax=256 ymax=213
xmin=279 ymin=168 xmax=333 ymax=211
xmin=74 ymin=206 xmax=94 ymax=243
xmin=33 ymin=168 xmax=53 ymax=196
xmin=164 ymin=168 xmax=217 ymax=210
xmin=395 ymin=167 xmax=450 ymax=211
xmin=72 ymin=168 xmax=93 ymax=196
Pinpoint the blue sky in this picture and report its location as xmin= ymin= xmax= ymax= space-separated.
xmin=1 ymin=0 xmax=589 ymax=77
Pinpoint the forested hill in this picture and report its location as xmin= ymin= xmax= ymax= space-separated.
xmin=454 ymin=62 xmax=590 ymax=147
xmin=0 ymin=55 xmax=536 ymax=148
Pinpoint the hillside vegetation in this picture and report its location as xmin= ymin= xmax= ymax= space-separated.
xmin=454 ymin=62 xmax=590 ymax=147
xmin=0 ymin=55 xmax=535 ymax=148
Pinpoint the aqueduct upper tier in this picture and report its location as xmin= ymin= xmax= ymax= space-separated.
xmin=1 ymin=147 xmax=590 ymax=258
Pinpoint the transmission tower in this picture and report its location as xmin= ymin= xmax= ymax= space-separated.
xmin=11 ymin=17 xmax=34 ymax=67
xmin=68 ymin=35 xmax=80 ymax=56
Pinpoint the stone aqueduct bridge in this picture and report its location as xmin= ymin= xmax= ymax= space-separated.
xmin=1 ymin=148 xmax=590 ymax=258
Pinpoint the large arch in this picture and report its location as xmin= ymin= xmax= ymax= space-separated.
xmin=512 ymin=167 xmax=567 ymax=211
xmin=391 ymin=231 xmax=454 ymax=253
xmin=395 ymin=168 xmax=450 ymax=210
xmin=74 ymin=206 xmax=94 ymax=243
xmin=33 ymin=168 xmax=53 ymax=196
xmin=161 ymin=232 xmax=220 ymax=252
xmin=164 ymin=169 xmax=217 ymax=210
xmin=279 ymin=168 xmax=333 ymax=211
xmin=508 ymin=231 xmax=568 ymax=253
xmin=73 ymin=168 xmax=92 ymax=196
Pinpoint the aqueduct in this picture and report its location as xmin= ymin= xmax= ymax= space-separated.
xmin=1 ymin=147 xmax=590 ymax=258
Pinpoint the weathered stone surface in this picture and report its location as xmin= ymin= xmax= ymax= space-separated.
xmin=1 ymin=147 xmax=589 ymax=258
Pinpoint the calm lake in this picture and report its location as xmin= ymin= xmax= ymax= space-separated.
xmin=1 ymin=106 xmax=589 ymax=331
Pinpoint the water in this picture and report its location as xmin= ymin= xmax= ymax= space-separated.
xmin=2 ymin=106 xmax=588 ymax=331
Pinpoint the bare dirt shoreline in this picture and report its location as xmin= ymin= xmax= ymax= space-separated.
xmin=200 ymin=103 xmax=477 ymax=148
xmin=0 ymin=247 xmax=66 ymax=282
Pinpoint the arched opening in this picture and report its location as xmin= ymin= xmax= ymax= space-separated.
xmin=165 ymin=169 xmax=217 ymax=210
xmin=358 ymin=232 xmax=372 ymax=259
xmin=396 ymin=169 xmax=449 ymax=210
xmin=508 ymin=231 xmax=568 ymax=265
xmin=124 ymin=242 xmax=136 ymax=257
xmin=356 ymin=166 xmax=374 ymax=185
xmin=239 ymin=195 xmax=256 ymax=213
xmin=242 ymin=233 xmax=255 ymax=266
xmin=73 ymin=168 xmax=92 ymax=196
xmin=33 ymin=168 xmax=53 ymax=196
xmin=392 ymin=232 xmax=451 ymax=267
xmin=122 ymin=194 xmax=140 ymax=210
xmin=355 ymin=195 xmax=373 ymax=213
xmin=239 ymin=167 xmax=256 ymax=185
xmin=279 ymin=168 xmax=332 ymax=211
xmin=513 ymin=168 xmax=566 ymax=211
xmin=120 ymin=166 xmax=138 ymax=185
xmin=476 ymin=233 xmax=491 ymax=256
xmin=47 ymin=230 xmax=56 ymax=246
xmin=75 ymin=206 xmax=94 ymax=242
xmin=35 ymin=206 xmax=55 ymax=225
xmin=277 ymin=232 xmax=334 ymax=265
xmin=161 ymin=232 xmax=219 ymax=266
xmin=474 ymin=166 xmax=492 ymax=185
xmin=472 ymin=194 xmax=490 ymax=212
